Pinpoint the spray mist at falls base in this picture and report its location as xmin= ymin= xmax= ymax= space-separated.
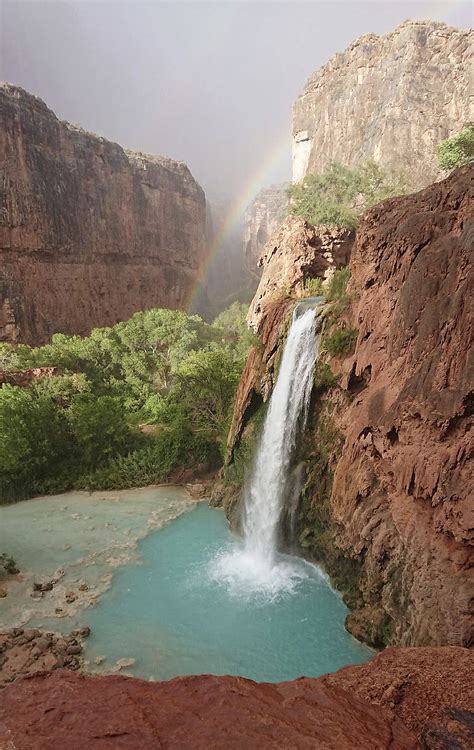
xmin=210 ymin=306 xmax=326 ymax=600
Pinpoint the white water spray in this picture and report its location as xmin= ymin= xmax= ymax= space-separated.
xmin=211 ymin=305 xmax=323 ymax=598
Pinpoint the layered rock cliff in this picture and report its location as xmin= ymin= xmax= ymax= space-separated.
xmin=1 ymin=646 xmax=472 ymax=749
xmin=0 ymin=84 xmax=208 ymax=345
xmin=293 ymin=21 xmax=473 ymax=186
xmin=243 ymin=183 xmax=288 ymax=276
xmin=226 ymin=166 xmax=473 ymax=649
xmin=247 ymin=216 xmax=353 ymax=331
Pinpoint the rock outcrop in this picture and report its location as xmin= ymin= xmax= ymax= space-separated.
xmin=243 ymin=183 xmax=288 ymax=275
xmin=293 ymin=21 xmax=472 ymax=186
xmin=0 ymin=627 xmax=88 ymax=686
xmin=226 ymin=166 xmax=473 ymax=648
xmin=247 ymin=216 xmax=353 ymax=331
xmin=1 ymin=646 xmax=472 ymax=749
xmin=0 ymin=84 xmax=208 ymax=345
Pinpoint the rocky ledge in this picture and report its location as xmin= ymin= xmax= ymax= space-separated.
xmin=0 ymin=646 xmax=472 ymax=749
xmin=0 ymin=627 xmax=89 ymax=687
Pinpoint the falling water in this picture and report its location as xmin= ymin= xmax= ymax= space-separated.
xmin=212 ymin=304 xmax=323 ymax=598
xmin=243 ymin=307 xmax=318 ymax=561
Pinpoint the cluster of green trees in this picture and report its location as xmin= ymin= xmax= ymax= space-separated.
xmin=0 ymin=304 xmax=252 ymax=502
xmin=437 ymin=125 xmax=474 ymax=171
xmin=287 ymin=161 xmax=408 ymax=229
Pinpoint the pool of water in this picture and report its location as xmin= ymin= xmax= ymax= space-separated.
xmin=78 ymin=504 xmax=371 ymax=681
xmin=2 ymin=494 xmax=372 ymax=682
xmin=0 ymin=486 xmax=196 ymax=629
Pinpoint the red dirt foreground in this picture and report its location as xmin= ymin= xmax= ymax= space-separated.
xmin=1 ymin=647 xmax=473 ymax=750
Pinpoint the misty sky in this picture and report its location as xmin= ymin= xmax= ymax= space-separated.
xmin=1 ymin=0 xmax=472 ymax=204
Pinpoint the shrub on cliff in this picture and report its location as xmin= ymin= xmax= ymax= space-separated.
xmin=287 ymin=162 xmax=408 ymax=229
xmin=437 ymin=125 xmax=474 ymax=171
xmin=324 ymin=327 xmax=358 ymax=356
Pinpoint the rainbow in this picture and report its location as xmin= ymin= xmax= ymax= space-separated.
xmin=185 ymin=129 xmax=291 ymax=313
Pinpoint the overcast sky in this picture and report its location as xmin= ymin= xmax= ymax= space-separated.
xmin=1 ymin=0 xmax=472 ymax=202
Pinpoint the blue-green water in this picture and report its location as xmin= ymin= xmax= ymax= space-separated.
xmin=78 ymin=504 xmax=371 ymax=681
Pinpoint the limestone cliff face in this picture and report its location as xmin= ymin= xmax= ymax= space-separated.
xmin=0 ymin=84 xmax=208 ymax=345
xmin=293 ymin=21 xmax=473 ymax=186
xmin=226 ymin=167 xmax=473 ymax=649
xmin=243 ymin=184 xmax=288 ymax=276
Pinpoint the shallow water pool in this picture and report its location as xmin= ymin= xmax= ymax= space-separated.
xmin=2 ymin=494 xmax=372 ymax=682
xmin=80 ymin=504 xmax=372 ymax=681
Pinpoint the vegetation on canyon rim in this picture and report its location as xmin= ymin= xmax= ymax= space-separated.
xmin=436 ymin=125 xmax=474 ymax=172
xmin=0 ymin=303 xmax=252 ymax=503
xmin=287 ymin=161 xmax=408 ymax=228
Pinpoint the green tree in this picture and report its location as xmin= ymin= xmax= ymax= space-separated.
xmin=288 ymin=161 xmax=408 ymax=229
xmin=212 ymin=302 xmax=254 ymax=359
xmin=0 ymin=386 xmax=73 ymax=494
xmin=437 ymin=126 xmax=474 ymax=171
xmin=68 ymin=394 xmax=134 ymax=469
xmin=173 ymin=345 xmax=242 ymax=446
xmin=32 ymin=373 xmax=92 ymax=406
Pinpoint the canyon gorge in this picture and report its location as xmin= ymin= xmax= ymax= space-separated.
xmin=1 ymin=13 xmax=473 ymax=750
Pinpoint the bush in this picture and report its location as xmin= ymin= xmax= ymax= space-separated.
xmin=437 ymin=126 xmax=474 ymax=171
xmin=78 ymin=423 xmax=219 ymax=491
xmin=313 ymin=361 xmax=338 ymax=390
xmin=288 ymin=162 xmax=408 ymax=229
xmin=302 ymin=277 xmax=324 ymax=297
xmin=327 ymin=267 xmax=351 ymax=302
xmin=0 ymin=386 xmax=74 ymax=498
xmin=67 ymin=394 xmax=135 ymax=470
xmin=325 ymin=327 xmax=358 ymax=356
xmin=0 ymin=553 xmax=19 ymax=576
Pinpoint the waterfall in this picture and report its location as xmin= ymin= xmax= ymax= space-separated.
xmin=243 ymin=307 xmax=318 ymax=564
xmin=211 ymin=303 xmax=323 ymax=598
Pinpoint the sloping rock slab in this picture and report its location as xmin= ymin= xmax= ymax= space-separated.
xmin=0 ymin=670 xmax=417 ymax=750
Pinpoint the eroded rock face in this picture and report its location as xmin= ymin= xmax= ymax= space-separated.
xmin=293 ymin=21 xmax=472 ymax=186
xmin=243 ymin=183 xmax=289 ymax=276
xmin=0 ymin=84 xmax=208 ymax=345
xmin=227 ymin=167 xmax=473 ymax=648
xmin=247 ymin=216 xmax=353 ymax=331
xmin=328 ymin=166 xmax=473 ymax=648
xmin=324 ymin=646 xmax=474 ymax=745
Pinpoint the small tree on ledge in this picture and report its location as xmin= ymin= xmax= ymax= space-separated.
xmin=287 ymin=161 xmax=408 ymax=229
xmin=437 ymin=125 xmax=474 ymax=172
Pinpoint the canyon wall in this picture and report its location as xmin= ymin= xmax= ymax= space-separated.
xmin=226 ymin=166 xmax=473 ymax=649
xmin=243 ymin=183 xmax=288 ymax=276
xmin=293 ymin=21 xmax=473 ymax=186
xmin=0 ymin=84 xmax=208 ymax=345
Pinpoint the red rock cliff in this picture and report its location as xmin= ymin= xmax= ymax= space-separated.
xmin=0 ymin=84 xmax=208 ymax=344
xmin=226 ymin=167 xmax=473 ymax=648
